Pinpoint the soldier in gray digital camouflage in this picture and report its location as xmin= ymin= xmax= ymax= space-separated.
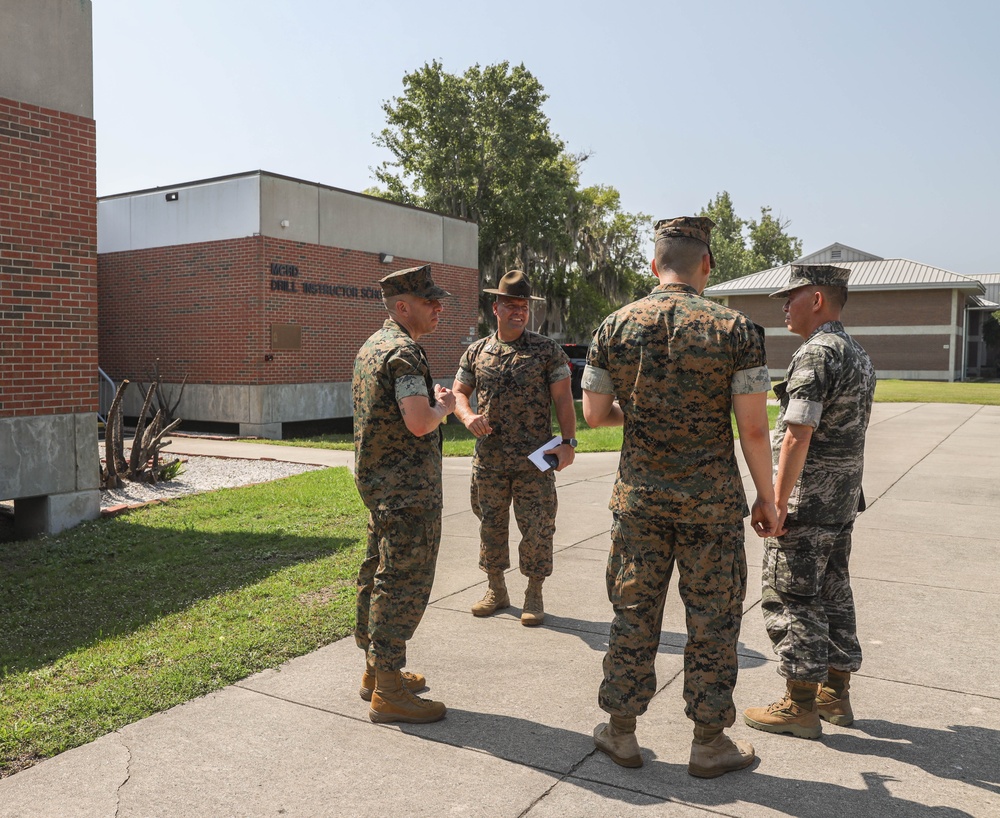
xmin=582 ymin=216 xmax=778 ymax=778
xmin=453 ymin=270 xmax=576 ymax=626
xmin=743 ymin=264 xmax=876 ymax=739
xmin=353 ymin=264 xmax=457 ymax=724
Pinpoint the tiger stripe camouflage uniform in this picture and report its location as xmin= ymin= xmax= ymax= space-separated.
xmin=763 ymin=320 xmax=875 ymax=681
xmin=353 ymin=318 xmax=443 ymax=673
xmin=583 ymin=282 xmax=770 ymax=728
xmin=456 ymin=331 xmax=570 ymax=578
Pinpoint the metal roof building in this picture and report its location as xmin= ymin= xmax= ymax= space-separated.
xmin=703 ymin=243 xmax=994 ymax=382
xmin=973 ymin=273 xmax=1000 ymax=307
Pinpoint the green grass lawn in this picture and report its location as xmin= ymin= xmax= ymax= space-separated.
xmin=257 ymin=402 xmax=783 ymax=456
xmin=0 ymin=468 xmax=368 ymax=778
xmin=873 ymin=378 xmax=1000 ymax=405
xmin=254 ymin=378 xmax=1000 ymax=457
xmin=255 ymin=379 xmax=1000 ymax=455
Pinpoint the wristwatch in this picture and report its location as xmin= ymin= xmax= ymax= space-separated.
xmin=562 ymin=437 xmax=578 ymax=448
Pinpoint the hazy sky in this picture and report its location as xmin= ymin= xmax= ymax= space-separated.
xmin=92 ymin=0 xmax=1000 ymax=274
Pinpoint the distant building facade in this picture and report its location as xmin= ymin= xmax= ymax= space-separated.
xmin=704 ymin=243 xmax=992 ymax=382
xmin=965 ymin=273 xmax=1000 ymax=378
xmin=0 ymin=0 xmax=100 ymax=536
xmin=97 ymin=172 xmax=480 ymax=438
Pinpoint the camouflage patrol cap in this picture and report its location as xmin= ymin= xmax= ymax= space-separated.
xmin=654 ymin=216 xmax=717 ymax=269
xmin=379 ymin=264 xmax=452 ymax=299
xmin=769 ymin=264 xmax=852 ymax=298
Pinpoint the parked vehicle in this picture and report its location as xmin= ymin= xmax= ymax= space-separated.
xmin=563 ymin=344 xmax=589 ymax=399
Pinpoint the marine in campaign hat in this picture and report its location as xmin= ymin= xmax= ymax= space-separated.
xmin=482 ymin=269 xmax=545 ymax=302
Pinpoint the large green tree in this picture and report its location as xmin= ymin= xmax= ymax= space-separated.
xmin=370 ymin=61 xmax=648 ymax=338
xmin=700 ymin=192 xmax=802 ymax=285
xmin=373 ymin=61 xmax=575 ymax=296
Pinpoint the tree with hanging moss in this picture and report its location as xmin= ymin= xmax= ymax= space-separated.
xmin=369 ymin=60 xmax=648 ymax=338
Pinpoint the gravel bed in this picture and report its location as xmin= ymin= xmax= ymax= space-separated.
xmin=101 ymin=455 xmax=323 ymax=510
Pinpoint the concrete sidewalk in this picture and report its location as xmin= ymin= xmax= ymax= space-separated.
xmin=3 ymin=403 xmax=999 ymax=817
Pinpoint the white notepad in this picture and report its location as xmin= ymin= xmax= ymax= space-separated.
xmin=527 ymin=435 xmax=563 ymax=472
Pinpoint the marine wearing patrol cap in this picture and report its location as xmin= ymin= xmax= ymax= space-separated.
xmin=378 ymin=264 xmax=452 ymax=299
xmin=769 ymin=264 xmax=851 ymax=298
xmin=482 ymin=269 xmax=545 ymax=302
xmin=654 ymin=216 xmax=717 ymax=268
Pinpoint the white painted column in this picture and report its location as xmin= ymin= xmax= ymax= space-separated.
xmin=949 ymin=290 xmax=958 ymax=382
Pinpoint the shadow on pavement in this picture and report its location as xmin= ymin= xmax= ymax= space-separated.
xmin=825 ymin=719 xmax=1000 ymax=796
xmin=396 ymin=709 xmax=977 ymax=818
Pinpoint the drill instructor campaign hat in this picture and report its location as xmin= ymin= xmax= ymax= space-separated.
xmin=482 ymin=270 xmax=545 ymax=302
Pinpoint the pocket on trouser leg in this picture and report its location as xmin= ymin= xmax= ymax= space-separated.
xmin=607 ymin=517 xmax=641 ymax=608
xmin=767 ymin=527 xmax=823 ymax=597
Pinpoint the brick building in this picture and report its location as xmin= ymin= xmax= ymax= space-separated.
xmin=704 ymin=243 xmax=989 ymax=382
xmin=1 ymin=0 xmax=100 ymax=536
xmin=97 ymin=171 xmax=479 ymax=437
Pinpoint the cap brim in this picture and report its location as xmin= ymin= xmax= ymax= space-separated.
xmin=417 ymin=286 xmax=452 ymax=299
xmin=483 ymin=288 xmax=545 ymax=302
xmin=768 ymin=278 xmax=812 ymax=298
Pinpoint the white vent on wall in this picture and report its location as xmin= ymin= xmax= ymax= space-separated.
xmin=831 ymin=249 xmax=842 ymax=260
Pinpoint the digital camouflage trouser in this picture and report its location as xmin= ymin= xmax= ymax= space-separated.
xmin=355 ymin=506 xmax=441 ymax=672
xmin=761 ymin=520 xmax=862 ymax=682
xmin=470 ymin=463 xmax=556 ymax=578
xmin=599 ymin=513 xmax=747 ymax=728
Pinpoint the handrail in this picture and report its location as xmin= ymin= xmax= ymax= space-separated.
xmin=97 ymin=367 xmax=116 ymax=424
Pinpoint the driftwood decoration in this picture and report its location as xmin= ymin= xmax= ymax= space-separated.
xmin=101 ymin=380 xmax=182 ymax=489
xmin=136 ymin=358 xmax=187 ymax=425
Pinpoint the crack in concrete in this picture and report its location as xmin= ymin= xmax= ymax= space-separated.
xmin=114 ymin=731 xmax=133 ymax=817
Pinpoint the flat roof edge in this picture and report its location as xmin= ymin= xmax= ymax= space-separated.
xmin=97 ymin=169 xmax=477 ymax=225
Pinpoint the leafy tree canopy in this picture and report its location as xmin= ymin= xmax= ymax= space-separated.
xmin=700 ymin=191 xmax=803 ymax=285
xmin=371 ymin=65 xmax=801 ymax=338
xmin=370 ymin=61 xmax=648 ymax=340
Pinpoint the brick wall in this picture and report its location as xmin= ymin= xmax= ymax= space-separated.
xmin=0 ymin=96 xmax=97 ymax=418
xmin=727 ymin=290 xmax=956 ymax=374
xmin=98 ymin=236 xmax=479 ymax=387
xmin=727 ymin=289 xmax=955 ymax=331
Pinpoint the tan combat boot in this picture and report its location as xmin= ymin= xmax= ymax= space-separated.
xmin=521 ymin=577 xmax=545 ymax=627
xmin=593 ymin=715 xmax=643 ymax=768
xmin=471 ymin=571 xmax=510 ymax=617
xmin=369 ymin=669 xmax=446 ymax=724
xmin=359 ymin=662 xmax=427 ymax=702
xmin=816 ymin=668 xmax=854 ymax=726
xmin=688 ymin=723 xmax=756 ymax=778
xmin=743 ymin=680 xmax=822 ymax=739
